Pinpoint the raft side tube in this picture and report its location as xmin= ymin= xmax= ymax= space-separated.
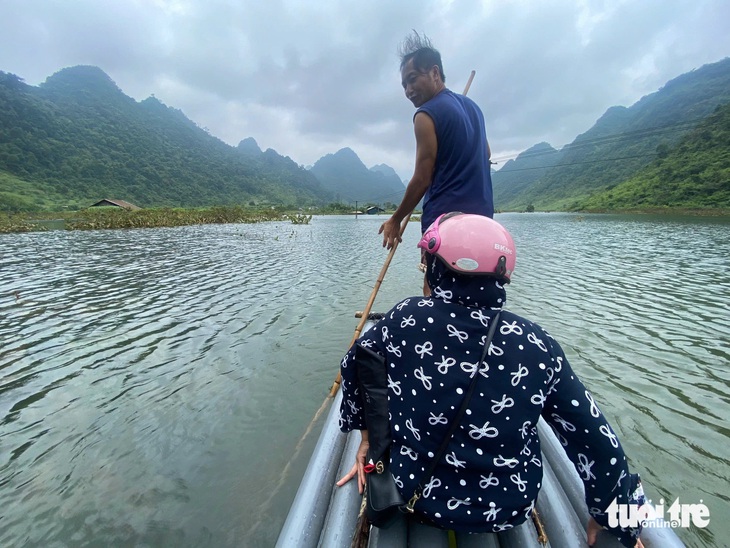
xmin=275 ymin=392 xmax=346 ymax=548
xmin=318 ymin=430 xmax=363 ymax=547
xmin=536 ymin=451 xmax=589 ymax=546
xmin=496 ymin=516 xmax=551 ymax=548
xmin=537 ymin=419 xmax=685 ymax=547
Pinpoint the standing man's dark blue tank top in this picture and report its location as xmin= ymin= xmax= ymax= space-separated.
xmin=416 ymin=89 xmax=493 ymax=231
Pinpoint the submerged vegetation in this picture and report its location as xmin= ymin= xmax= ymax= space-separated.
xmin=286 ymin=213 xmax=312 ymax=224
xmin=0 ymin=202 xmax=404 ymax=234
xmin=0 ymin=205 xmax=295 ymax=234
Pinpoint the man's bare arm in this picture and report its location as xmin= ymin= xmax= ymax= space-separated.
xmin=380 ymin=112 xmax=438 ymax=248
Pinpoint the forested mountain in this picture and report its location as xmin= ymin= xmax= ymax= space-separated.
xmin=370 ymin=163 xmax=405 ymax=185
xmin=492 ymin=142 xmax=562 ymax=206
xmin=237 ymin=137 xmax=264 ymax=156
xmin=308 ymin=148 xmax=405 ymax=205
xmin=577 ymin=102 xmax=730 ymax=210
xmin=0 ymin=66 xmax=334 ymax=211
xmin=493 ymin=57 xmax=730 ymax=211
xmin=3 ymin=59 xmax=727 ymax=214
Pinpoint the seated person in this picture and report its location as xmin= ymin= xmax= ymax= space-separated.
xmin=337 ymin=212 xmax=644 ymax=547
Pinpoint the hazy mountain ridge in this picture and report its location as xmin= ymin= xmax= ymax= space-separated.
xmin=493 ymin=142 xmax=562 ymax=206
xmin=237 ymin=137 xmax=263 ymax=156
xmin=493 ymin=57 xmax=730 ymax=211
xmin=370 ymin=163 xmax=402 ymax=181
xmin=1 ymin=60 xmax=728 ymax=213
xmin=0 ymin=66 xmax=398 ymax=211
xmin=308 ymin=148 xmax=405 ymax=205
xmin=577 ymin=102 xmax=730 ymax=209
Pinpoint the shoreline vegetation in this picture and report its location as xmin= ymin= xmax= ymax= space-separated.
xmin=0 ymin=206 xmax=313 ymax=234
xmin=574 ymin=207 xmax=730 ymax=216
xmin=521 ymin=207 xmax=730 ymax=217
xmin=1 ymin=205 xmax=728 ymax=235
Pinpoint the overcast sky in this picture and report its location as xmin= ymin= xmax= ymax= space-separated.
xmin=2 ymin=0 xmax=729 ymax=180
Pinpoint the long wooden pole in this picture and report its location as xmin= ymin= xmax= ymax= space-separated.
xmin=330 ymin=69 xmax=477 ymax=397
xmin=328 ymin=213 xmax=411 ymax=396
xmin=463 ymin=69 xmax=476 ymax=96
xmin=345 ymin=72 xmax=481 ymax=548
xmin=261 ymin=72 xmax=482 ymax=542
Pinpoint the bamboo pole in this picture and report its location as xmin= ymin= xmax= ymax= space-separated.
xmin=331 ymin=70 xmax=477 ymax=396
xmin=264 ymin=70 xmax=483 ymax=545
xmin=463 ymin=69 xmax=476 ymax=96
xmin=346 ymin=72 xmax=480 ymax=547
xmin=328 ymin=213 xmax=411 ymax=396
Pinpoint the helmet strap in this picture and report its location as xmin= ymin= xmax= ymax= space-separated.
xmin=495 ymin=256 xmax=507 ymax=278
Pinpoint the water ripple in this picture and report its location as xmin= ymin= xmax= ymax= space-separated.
xmin=0 ymin=214 xmax=727 ymax=547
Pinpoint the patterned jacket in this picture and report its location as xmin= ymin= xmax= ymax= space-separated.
xmin=339 ymin=262 xmax=643 ymax=546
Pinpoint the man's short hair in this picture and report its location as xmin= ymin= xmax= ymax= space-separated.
xmin=399 ymin=31 xmax=445 ymax=82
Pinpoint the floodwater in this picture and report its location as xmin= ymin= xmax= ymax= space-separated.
xmin=0 ymin=213 xmax=728 ymax=547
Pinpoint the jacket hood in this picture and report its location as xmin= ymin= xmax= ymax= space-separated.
xmin=426 ymin=254 xmax=507 ymax=309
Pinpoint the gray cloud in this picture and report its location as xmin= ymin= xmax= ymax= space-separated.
xmin=1 ymin=0 xmax=729 ymax=179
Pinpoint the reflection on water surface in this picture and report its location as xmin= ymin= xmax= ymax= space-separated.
xmin=0 ymin=213 xmax=727 ymax=547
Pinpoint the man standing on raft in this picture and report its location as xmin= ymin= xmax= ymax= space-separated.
xmin=379 ymin=32 xmax=495 ymax=293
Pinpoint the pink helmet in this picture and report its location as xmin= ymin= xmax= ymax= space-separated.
xmin=418 ymin=212 xmax=516 ymax=282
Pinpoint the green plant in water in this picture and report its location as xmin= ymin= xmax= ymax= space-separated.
xmin=0 ymin=213 xmax=48 ymax=234
xmin=0 ymin=206 xmax=290 ymax=233
xmin=288 ymin=213 xmax=312 ymax=225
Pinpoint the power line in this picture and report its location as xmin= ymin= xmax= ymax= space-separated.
xmin=491 ymin=113 xmax=723 ymax=165
xmin=333 ymin=105 xmax=727 ymax=202
xmin=493 ymin=153 xmax=658 ymax=174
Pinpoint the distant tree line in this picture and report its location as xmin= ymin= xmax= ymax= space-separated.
xmin=0 ymin=67 xmax=333 ymax=212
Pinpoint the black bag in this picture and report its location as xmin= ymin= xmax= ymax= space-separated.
xmin=355 ymin=344 xmax=405 ymax=528
xmin=364 ymin=447 xmax=405 ymax=528
xmin=355 ymin=312 xmax=501 ymax=527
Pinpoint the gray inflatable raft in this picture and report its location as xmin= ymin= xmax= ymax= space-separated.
xmin=278 ymin=321 xmax=685 ymax=548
